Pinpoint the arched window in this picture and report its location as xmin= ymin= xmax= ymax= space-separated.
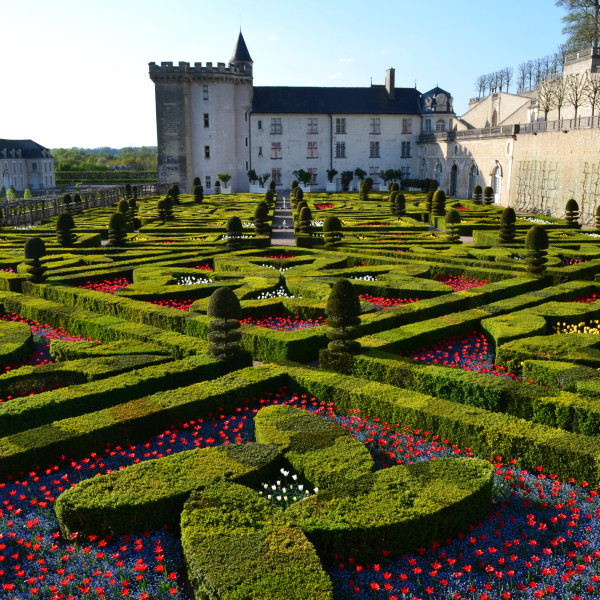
xmin=450 ymin=165 xmax=458 ymax=197
xmin=434 ymin=163 xmax=443 ymax=187
xmin=420 ymin=160 xmax=428 ymax=180
xmin=435 ymin=119 xmax=446 ymax=133
xmin=492 ymin=165 xmax=503 ymax=203
xmin=491 ymin=109 xmax=498 ymax=126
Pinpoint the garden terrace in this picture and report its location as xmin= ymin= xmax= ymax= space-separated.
xmin=3 ymin=189 xmax=600 ymax=599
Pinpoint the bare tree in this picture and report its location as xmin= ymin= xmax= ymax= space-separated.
xmin=586 ymin=71 xmax=600 ymax=115
xmin=503 ymin=67 xmax=514 ymax=92
xmin=526 ymin=60 xmax=535 ymax=87
xmin=483 ymin=73 xmax=494 ymax=95
xmin=518 ymin=63 xmax=528 ymax=90
xmin=565 ymin=72 xmax=589 ymax=118
xmin=475 ymin=74 xmax=487 ymax=98
xmin=538 ymin=79 xmax=556 ymax=119
xmin=553 ymin=77 xmax=568 ymax=119
xmin=495 ymin=70 xmax=506 ymax=93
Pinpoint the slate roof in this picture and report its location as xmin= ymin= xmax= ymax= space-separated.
xmin=252 ymin=85 xmax=424 ymax=115
xmin=0 ymin=139 xmax=51 ymax=159
xmin=230 ymin=32 xmax=252 ymax=64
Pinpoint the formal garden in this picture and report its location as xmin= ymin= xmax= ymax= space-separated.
xmin=2 ymin=184 xmax=600 ymax=599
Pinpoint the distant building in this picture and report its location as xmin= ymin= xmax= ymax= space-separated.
xmin=149 ymin=33 xmax=454 ymax=193
xmin=0 ymin=140 xmax=55 ymax=191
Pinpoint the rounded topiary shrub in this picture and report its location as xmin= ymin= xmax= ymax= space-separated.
xmin=390 ymin=182 xmax=400 ymax=192
xmin=193 ymin=176 xmax=201 ymax=187
xmin=323 ymin=215 xmax=342 ymax=250
xmin=389 ymin=190 xmax=398 ymax=215
xmin=264 ymin=190 xmax=274 ymax=206
xmin=565 ymin=198 xmax=580 ymax=228
xmin=206 ymin=287 xmax=252 ymax=371
xmin=194 ymin=185 xmax=204 ymax=204
xmin=525 ymin=225 xmax=549 ymax=275
xmin=254 ymin=202 xmax=270 ymax=235
xmin=473 ymin=185 xmax=483 ymax=205
xmin=498 ymin=207 xmax=516 ymax=244
xmin=298 ymin=206 xmax=312 ymax=235
xmin=431 ymin=190 xmax=446 ymax=216
xmin=169 ymin=183 xmax=180 ymax=204
xmin=269 ymin=179 xmax=276 ymax=192
xmin=395 ymin=193 xmax=406 ymax=217
xmin=23 ymin=237 xmax=47 ymax=283
xmin=226 ymin=216 xmax=243 ymax=251
xmin=483 ymin=186 xmax=494 ymax=205
xmin=445 ymin=208 xmax=461 ymax=243
xmin=425 ymin=190 xmax=434 ymax=213
xmin=56 ymin=213 xmax=76 ymax=247
xmin=360 ymin=181 xmax=369 ymax=202
xmin=107 ymin=212 xmax=127 ymax=246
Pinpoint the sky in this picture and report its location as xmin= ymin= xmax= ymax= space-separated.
xmin=1 ymin=0 xmax=568 ymax=149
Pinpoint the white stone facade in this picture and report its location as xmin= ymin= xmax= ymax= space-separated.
xmin=0 ymin=141 xmax=55 ymax=191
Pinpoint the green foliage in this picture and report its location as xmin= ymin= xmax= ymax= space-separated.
xmin=365 ymin=176 xmax=373 ymax=190
xmin=565 ymin=198 xmax=580 ymax=228
xmin=323 ymin=215 xmax=343 ymax=250
xmin=23 ymin=188 xmax=32 ymax=199
xmin=445 ymin=208 xmax=461 ymax=243
xmin=425 ymin=190 xmax=434 ymax=212
xmin=298 ymin=206 xmax=312 ymax=234
xmin=390 ymin=182 xmax=400 ymax=192
xmin=254 ymin=202 xmax=270 ymax=235
xmin=226 ymin=216 xmax=243 ymax=250
xmin=264 ymin=190 xmax=275 ymax=206
xmin=117 ymin=198 xmax=129 ymax=214
xmin=431 ymin=189 xmax=446 ymax=216
xmin=23 ymin=237 xmax=48 ymax=283
xmin=483 ymin=186 xmax=494 ymax=205
xmin=326 ymin=168 xmax=338 ymax=183
xmin=389 ymin=191 xmax=399 ymax=215
xmin=52 ymin=146 xmax=157 ymax=172
xmin=24 ymin=236 xmax=46 ymax=260
xmin=293 ymin=169 xmax=312 ymax=186
xmin=56 ymin=213 xmax=77 ymax=247
xmin=290 ymin=179 xmax=298 ymax=190
xmin=596 ymin=204 xmax=600 ymax=228
xmin=247 ymin=169 xmax=258 ymax=184
xmin=359 ymin=181 xmax=369 ymax=201
xmin=473 ymin=184 xmax=483 ymax=205
xmin=340 ymin=170 xmax=353 ymax=191
xmin=269 ymin=178 xmax=276 ymax=191
xmin=525 ymin=225 xmax=549 ymax=275
xmin=193 ymin=176 xmax=201 ymax=187
xmin=193 ymin=185 xmax=204 ymax=204
xmin=498 ymin=207 xmax=517 ymax=244
xmin=107 ymin=212 xmax=127 ymax=246
xmin=168 ymin=183 xmax=180 ymax=204
xmin=354 ymin=168 xmax=367 ymax=181
xmin=395 ymin=193 xmax=406 ymax=217
xmin=217 ymin=173 xmax=232 ymax=186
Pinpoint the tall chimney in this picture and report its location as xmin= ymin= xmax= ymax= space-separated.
xmin=385 ymin=68 xmax=395 ymax=99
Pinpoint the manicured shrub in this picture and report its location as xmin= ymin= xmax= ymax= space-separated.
xmin=389 ymin=190 xmax=398 ymax=215
xmin=431 ymin=189 xmax=446 ymax=216
xmin=293 ymin=186 xmax=304 ymax=205
xmin=254 ymin=202 xmax=270 ymax=235
xmin=359 ymin=181 xmax=369 ymax=201
xmin=125 ymin=183 xmax=132 ymax=198
xmin=73 ymin=193 xmax=82 ymax=211
xmin=340 ymin=170 xmax=353 ymax=192
xmin=498 ymin=206 xmax=517 ymax=244
xmin=365 ymin=176 xmax=374 ymax=191
xmin=390 ymin=182 xmax=400 ymax=192
xmin=525 ymin=225 xmax=549 ymax=275
xmin=226 ymin=215 xmax=243 ymax=250
xmin=117 ymin=198 xmax=131 ymax=229
xmin=193 ymin=176 xmax=201 ymax=187
xmin=298 ymin=206 xmax=312 ymax=234
xmin=323 ymin=215 xmax=343 ymax=250
xmin=425 ymin=190 xmax=434 ymax=212
xmin=207 ymin=287 xmax=252 ymax=369
xmin=169 ymin=183 xmax=180 ymax=204
xmin=265 ymin=189 xmax=275 ymax=206
xmin=290 ymin=179 xmax=298 ymax=192
xmin=484 ymin=186 xmax=494 ymax=205
xmin=395 ymin=192 xmax=406 ymax=217
xmin=445 ymin=208 xmax=461 ymax=243
xmin=565 ymin=198 xmax=580 ymax=228
xmin=63 ymin=193 xmax=72 ymax=212
xmin=596 ymin=205 xmax=600 ymax=229
xmin=269 ymin=179 xmax=276 ymax=192
xmin=23 ymin=237 xmax=47 ymax=283
xmin=473 ymin=184 xmax=483 ymax=205
xmin=107 ymin=212 xmax=128 ymax=246
xmin=157 ymin=198 xmax=168 ymax=223
xmin=56 ymin=213 xmax=76 ymax=247
xmin=193 ymin=184 xmax=204 ymax=204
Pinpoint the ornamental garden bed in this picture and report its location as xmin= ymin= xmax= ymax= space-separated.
xmin=2 ymin=190 xmax=600 ymax=599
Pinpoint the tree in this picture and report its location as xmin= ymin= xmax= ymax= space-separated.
xmin=323 ymin=215 xmax=343 ymax=250
xmin=565 ymin=72 xmax=588 ymax=118
xmin=596 ymin=204 xmax=600 ymax=228
xmin=168 ymin=183 xmax=180 ymax=205
xmin=498 ymin=207 xmax=517 ymax=244
xmin=553 ymin=77 xmax=568 ymax=120
xmin=206 ymin=287 xmax=252 ymax=370
xmin=23 ymin=237 xmax=47 ymax=283
xmin=56 ymin=213 xmax=76 ymax=247
xmin=445 ymin=209 xmax=461 ymax=244
xmin=107 ymin=212 xmax=128 ymax=246
xmin=525 ymin=225 xmax=549 ymax=275
xmin=157 ymin=198 xmax=169 ymax=224
xmin=556 ymin=0 xmax=600 ymax=50
xmin=475 ymin=74 xmax=487 ymax=98
xmin=537 ymin=79 xmax=556 ymax=119
xmin=389 ymin=190 xmax=399 ymax=215
xmin=327 ymin=168 xmax=338 ymax=183
xmin=425 ymin=191 xmax=434 ymax=213
xmin=340 ymin=171 xmax=353 ymax=192
xmin=565 ymin=198 xmax=581 ymax=227
xmin=293 ymin=169 xmax=312 ymax=186
xmin=247 ymin=169 xmax=258 ymax=184
xmin=217 ymin=173 xmax=232 ymax=188
xmin=517 ymin=63 xmax=529 ymax=90
xmin=23 ymin=189 xmax=32 ymax=199
xmin=354 ymin=168 xmax=367 ymax=182
xmin=258 ymin=173 xmax=270 ymax=186
xmin=586 ymin=72 xmax=600 ymax=116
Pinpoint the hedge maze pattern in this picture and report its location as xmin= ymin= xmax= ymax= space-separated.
xmin=2 ymin=189 xmax=600 ymax=599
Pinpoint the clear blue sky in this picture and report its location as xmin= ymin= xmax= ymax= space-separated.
xmin=1 ymin=0 xmax=567 ymax=149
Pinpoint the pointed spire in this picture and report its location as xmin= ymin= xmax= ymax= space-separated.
xmin=230 ymin=31 xmax=252 ymax=64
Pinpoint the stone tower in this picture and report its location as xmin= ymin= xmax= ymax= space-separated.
xmin=149 ymin=33 xmax=254 ymax=192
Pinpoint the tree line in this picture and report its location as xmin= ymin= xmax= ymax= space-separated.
xmin=52 ymin=147 xmax=157 ymax=172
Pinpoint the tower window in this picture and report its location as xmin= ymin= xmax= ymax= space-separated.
xmin=202 ymin=85 xmax=209 ymax=100
xmin=203 ymin=114 xmax=209 ymax=128
xmin=204 ymin=146 xmax=210 ymax=159
xmin=258 ymin=120 xmax=262 ymax=130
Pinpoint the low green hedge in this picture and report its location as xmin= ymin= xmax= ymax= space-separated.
xmin=55 ymin=443 xmax=280 ymax=537
xmin=181 ymin=483 xmax=333 ymax=600
xmin=0 ymin=321 xmax=32 ymax=367
xmin=255 ymin=404 xmax=373 ymax=487
xmin=0 ymin=354 xmax=219 ymax=437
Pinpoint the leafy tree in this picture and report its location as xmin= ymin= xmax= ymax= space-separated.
xmin=354 ymin=168 xmax=367 ymax=182
xmin=525 ymin=225 xmax=549 ymax=275
xmin=258 ymin=173 xmax=270 ymax=186
xmin=445 ymin=209 xmax=461 ymax=243
xmin=23 ymin=189 xmax=32 ymax=199
xmin=206 ymin=287 xmax=252 ymax=370
xmin=326 ymin=169 xmax=338 ymax=183
xmin=56 ymin=213 xmax=77 ymax=247
xmin=293 ymin=169 xmax=312 ymax=186
xmin=247 ymin=169 xmax=258 ymax=184
xmin=340 ymin=171 xmax=354 ymax=192
xmin=565 ymin=198 xmax=581 ymax=228
xmin=498 ymin=207 xmax=517 ymax=244
xmin=323 ymin=215 xmax=343 ymax=250
xmin=107 ymin=212 xmax=128 ymax=246
xmin=23 ymin=237 xmax=47 ymax=283
xmin=556 ymin=0 xmax=600 ymax=49
xmin=217 ymin=173 xmax=232 ymax=187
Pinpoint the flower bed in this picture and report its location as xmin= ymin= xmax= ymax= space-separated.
xmin=78 ymin=276 xmax=132 ymax=294
xmin=566 ymin=292 xmax=600 ymax=303
xmin=150 ymin=298 xmax=198 ymax=311
xmin=403 ymin=331 xmax=520 ymax=380
xmin=359 ymin=294 xmax=420 ymax=310
xmin=434 ymin=274 xmax=490 ymax=291
xmin=241 ymin=314 xmax=325 ymax=331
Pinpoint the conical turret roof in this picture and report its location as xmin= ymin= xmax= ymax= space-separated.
xmin=230 ymin=31 xmax=252 ymax=64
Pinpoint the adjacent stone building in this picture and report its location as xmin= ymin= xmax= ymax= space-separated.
xmin=150 ymin=35 xmax=600 ymax=222
xmin=0 ymin=140 xmax=55 ymax=192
